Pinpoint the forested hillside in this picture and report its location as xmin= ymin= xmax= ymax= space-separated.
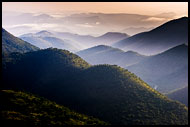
xmin=2 ymin=28 xmax=39 ymax=55
xmin=2 ymin=48 xmax=188 ymax=125
xmin=0 ymin=90 xmax=107 ymax=126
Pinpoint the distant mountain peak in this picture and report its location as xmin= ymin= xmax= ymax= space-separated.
xmin=105 ymin=32 xmax=128 ymax=35
xmin=35 ymin=14 xmax=53 ymax=18
xmin=125 ymin=50 xmax=138 ymax=54
xmin=160 ymin=43 xmax=188 ymax=54
xmin=36 ymin=30 xmax=53 ymax=36
xmin=94 ymin=44 xmax=111 ymax=48
xmin=90 ymin=45 xmax=124 ymax=52
xmin=100 ymin=32 xmax=129 ymax=38
xmin=125 ymin=50 xmax=141 ymax=55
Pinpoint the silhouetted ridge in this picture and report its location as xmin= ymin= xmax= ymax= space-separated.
xmin=150 ymin=17 xmax=188 ymax=33
xmin=113 ymin=17 xmax=188 ymax=55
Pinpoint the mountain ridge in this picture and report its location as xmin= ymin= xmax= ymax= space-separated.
xmin=20 ymin=30 xmax=129 ymax=50
xmin=77 ymin=45 xmax=147 ymax=67
xmin=2 ymin=48 xmax=188 ymax=125
xmin=113 ymin=17 xmax=188 ymax=55
xmin=1 ymin=89 xmax=108 ymax=126
xmin=126 ymin=44 xmax=188 ymax=93
xmin=2 ymin=28 xmax=39 ymax=55
xmin=166 ymin=86 xmax=188 ymax=106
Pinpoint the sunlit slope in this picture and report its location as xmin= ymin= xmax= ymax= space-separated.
xmin=0 ymin=90 xmax=108 ymax=126
xmin=2 ymin=48 xmax=188 ymax=125
xmin=2 ymin=28 xmax=39 ymax=54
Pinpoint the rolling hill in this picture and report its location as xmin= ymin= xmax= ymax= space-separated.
xmin=0 ymin=90 xmax=107 ymax=126
xmin=113 ymin=17 xmax=188 ymax=55
xmin=120 ymin=26 xmax=154 ymax=36
xmin=2 ymin=48 xmax=188 ymax=125
xmin=50 ymin=31 xmax=96 ymax=48
xmin=20 ymin=31 xmax=129 ymax=50
xmin=166 ymin=86 xmax=188 ymax=106
xmin=2 ymin=28 xmax=39 ymax=55
xmin=126 ymin=44 xmax=188 ymax=93
xmin=51 ymin=31 xmax=129 ymax=46
xmin=20 ymin=31 xmax=81 ymax=52
xmin=77 ymin=45 xmax=147 ymax=67
xmin=93 ymin=32 xmax=129 ymax=45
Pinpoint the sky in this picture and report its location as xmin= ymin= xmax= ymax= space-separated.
xmin=2 ymin=2 xmax=188 ymax=36
xmin=2 ymin=2 xmax=188 ymax=17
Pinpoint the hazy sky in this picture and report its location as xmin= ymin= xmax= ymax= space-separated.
xmin=2 ymin=2 xmax=188 ymax=17
xmin=2 ymin=2 xmax=188 ymax=36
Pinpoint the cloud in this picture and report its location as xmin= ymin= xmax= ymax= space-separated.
xmin=154 ymin=12 xmax=177 ymax=19
xmin=7 ymin=23 xmax=59 ymax=30
xmin=96 ymin=22 xmax=100 ymax=25
xmin=75 ymin=23 xmax=94 ymax=28
xmin=142 ymin=17 xmax=166 ymax=22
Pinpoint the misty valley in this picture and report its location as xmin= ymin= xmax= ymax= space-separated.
xmin=1 ymin=3 xmax=188 ymax=126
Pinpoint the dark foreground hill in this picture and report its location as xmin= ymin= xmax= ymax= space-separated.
xmin=2 ymin=28 xmax=39 ymax=55
xmin=166 ymin=86 xmax=188 ymax=106
xmin=0 ymin=90 xmax=107 ymax=126
xmin=113 ymin=17 xmax=188 ymax=55
xmin=2 ymin=48 xmax=188 ymax=125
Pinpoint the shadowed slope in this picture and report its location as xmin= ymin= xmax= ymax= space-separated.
xmin=166 ymin=86 xmax=188 ymax=106
xmin=2 ymin=48 xmax=188 ymax=125
xmin=127 ymin=44 xmax=188 ymax=93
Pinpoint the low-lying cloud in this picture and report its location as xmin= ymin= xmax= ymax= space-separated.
xmin=2 ymin=11 xmax=180 ymax=36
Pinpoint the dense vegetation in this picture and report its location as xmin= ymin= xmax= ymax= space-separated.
xmin=0 ymin=90 xmax=107 ymax=126
xmin=2 ymin=48 xmax=188 ymax=125
xmin=2 ymin=28 xmax=39 ymax=55
xmin=166 ymin=86 xmax=188 ymax=106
